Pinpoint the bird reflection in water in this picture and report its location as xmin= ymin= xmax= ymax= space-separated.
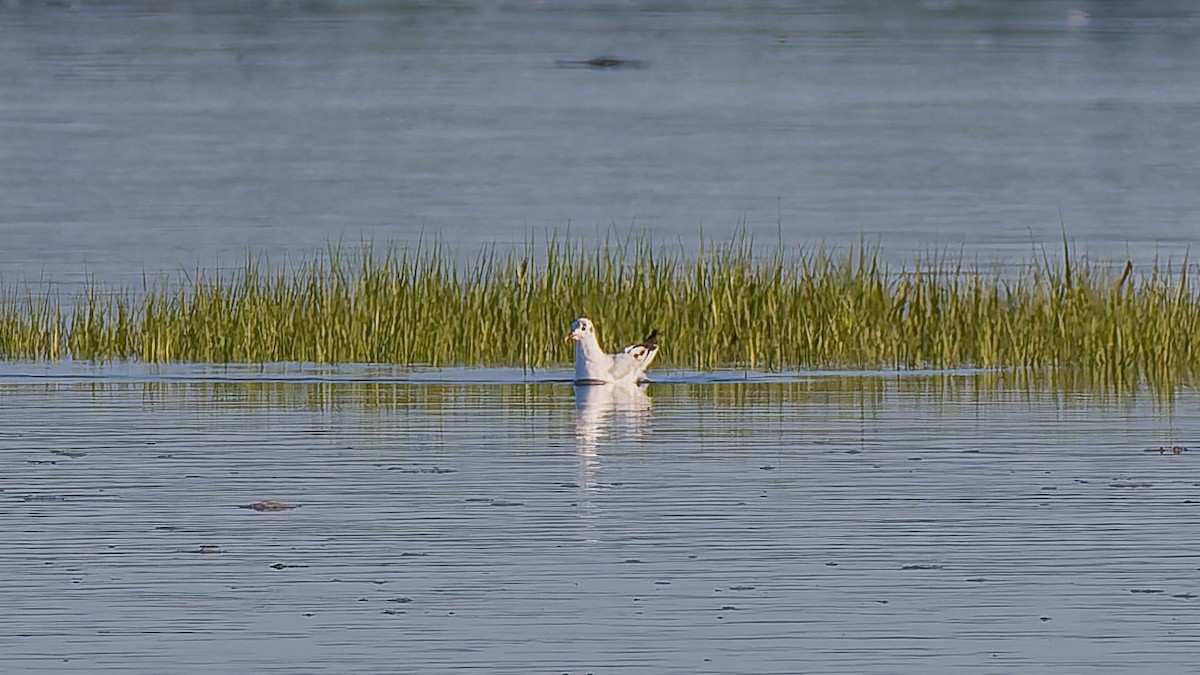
xmin=573 ymin=382 xmax=653 ymax=493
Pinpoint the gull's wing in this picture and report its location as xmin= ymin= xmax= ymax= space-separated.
xmin=607 ymin=352 xmax=644 ymax=382
xmin=621 ymin=330 xmax=658 ymax=363
xmin=610 ymin=330 xmax=659 ymax=380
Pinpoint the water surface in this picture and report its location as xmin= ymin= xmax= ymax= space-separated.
xmin=2 ymin=1 xmax=1199 ymax=285
xmin=3 ymin=366 xmax=1199 ymax=672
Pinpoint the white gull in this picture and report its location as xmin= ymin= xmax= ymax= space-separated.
xmin=565 ymin=317 xmax=659 ymax=384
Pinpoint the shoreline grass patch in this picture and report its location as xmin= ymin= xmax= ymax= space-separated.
xmin=1 ymin=236 xmax=1198 ymax=389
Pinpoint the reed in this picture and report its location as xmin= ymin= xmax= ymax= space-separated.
xmin=2 ymin=235 xmax=1199 ymax=389
xmin=0 ymin=284 xmax=64 ymax=361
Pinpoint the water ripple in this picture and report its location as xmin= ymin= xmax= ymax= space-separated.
xmin=2 ymin=371 xmax=1198 ymax=672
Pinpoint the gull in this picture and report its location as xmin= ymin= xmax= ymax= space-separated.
xmin=565 ymin=317 xmax=659 ymax=384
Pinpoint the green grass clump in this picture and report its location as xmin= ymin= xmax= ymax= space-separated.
xmin=1 ymin=235 xmax=1199 ymax=389
xmin=0 ymin=286 xmax=64 ymax=361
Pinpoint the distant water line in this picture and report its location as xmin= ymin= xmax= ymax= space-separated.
xmin=1 ymin=235 xmax=1197 ymax=390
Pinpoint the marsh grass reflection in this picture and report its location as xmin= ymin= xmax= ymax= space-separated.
xmin=3 ymin=367 xmax=1172 ymax=417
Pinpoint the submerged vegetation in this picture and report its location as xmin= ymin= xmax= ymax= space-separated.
xmin=1 ymin=234 xmax=1199 ymax=389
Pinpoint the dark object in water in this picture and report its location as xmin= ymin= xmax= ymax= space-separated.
xmin=240 ymin=500 xmax=299 ymax=512
xmin=386 ymin=466 xmax=456 ymax=474
xmin=197 ymin=545 xmax=223 ymax=554
xmin=1158 ymin=445 xmax=1188 ymax=455
xmin=555 ymin=56 xmax=645 ymax=69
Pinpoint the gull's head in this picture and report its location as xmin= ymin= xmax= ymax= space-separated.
xmin=566 ymin=317 xmax=594 ymax=343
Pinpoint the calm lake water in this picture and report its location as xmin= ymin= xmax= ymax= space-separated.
xmin=2 ymin=1 xmax=1200 ymax=285
xmin=2 ymin=364 xmax=1200 ymax=672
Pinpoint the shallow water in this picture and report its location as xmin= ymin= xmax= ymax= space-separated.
xmin=3 ymin=1 xmax=1200 ymax=285
xmin=3 ymin=365 xmax=1199 ymax=673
